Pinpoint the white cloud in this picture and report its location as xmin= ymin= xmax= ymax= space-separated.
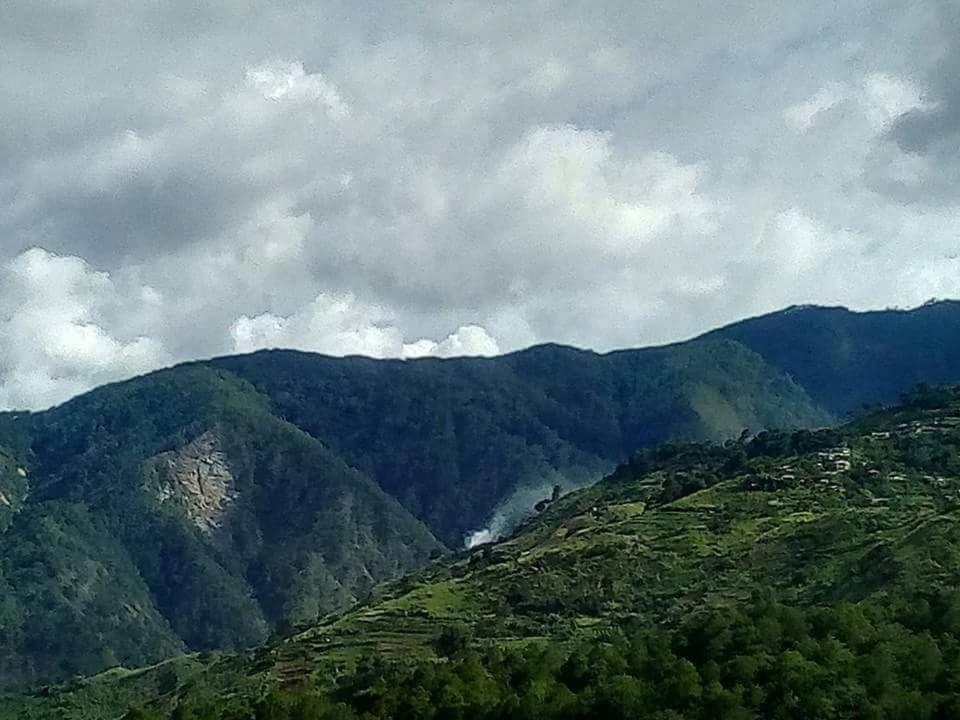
xmin=784 ymin=74 xmax=929 ymax=134
xmin=244 ymin=61 xmax=350 ymax=119
xmin=784 ymin=83 xmax=847 ymax=132
xmin=495 ymin=125 xmax=719 ymax=249
xmin=0 ymin=248 xmax=171 ymax=410
xmin=237 ymin=200 xmax=313 ymax=266
xmin=523 ymin=59 xmax=571 ymax=96
xmin=230 ymin=294 xmax=402 ymax=357
xmin=757 ymin=208 xmax=835 ymax=274
xmin=862 ymin=73 xmax=931 ymax=129
xmin=230 ymin=294 xmax=500 ymax=359
xmin=81 ymin=130 xmax=164 ymax=194
xmin=403 ymin=325 xmax=501 ymax=358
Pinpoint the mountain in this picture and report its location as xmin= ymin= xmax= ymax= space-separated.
xmin=3 ymin=302 xmax=960 ymax=690
xmin=209 ymin=336 xmax=829 ymax=545
xmin=260 ymin=384 xmax=960 ymax=673
xmin=9 ymin=384 xmax=960 ymax=719
xmin=0 ymin=367 xmax=441 ymax=689
xmin=209 ymin=301 xmax=960 ymax=545
xmin=707 ymin=300 xmax=960 ymax=415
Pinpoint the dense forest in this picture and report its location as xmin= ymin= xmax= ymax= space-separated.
xmin=129 ymin=589 xmax=960 ymax=720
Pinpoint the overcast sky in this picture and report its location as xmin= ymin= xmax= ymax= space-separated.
xmin=0 ymin=0 xmax=958 ymax=409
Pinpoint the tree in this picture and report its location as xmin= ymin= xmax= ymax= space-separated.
xmin=123 ymin=708 xmax=162 ymax=720
xmin=435 ymin=623 xmax=472 ymax=658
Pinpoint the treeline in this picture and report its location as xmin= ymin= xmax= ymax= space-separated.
xmin=134 ymin=590 xmax=960 ymax=720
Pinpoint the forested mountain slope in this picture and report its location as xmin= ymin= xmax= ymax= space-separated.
xmin=209 ymin=301 xmax=960 ymax=546
xmin=264 ymin=384 xmax=960 ymax=671
xmin=0 ymin=368 xmax=440 ymax=689
xmin=210 ymin=337 xmax=828 ymax=544
xmin=10 ymin=385 xmax=960 ymax=719
xmin=707 ymin=300 xmax=960 ymax=415
xmin=3 ymin=302 xmax=960 ymax=690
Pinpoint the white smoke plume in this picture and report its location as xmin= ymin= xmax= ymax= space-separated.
xmin=464 ymin=476 xmax=587 ymax=549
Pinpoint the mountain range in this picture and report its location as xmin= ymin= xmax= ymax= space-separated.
xmin=8 ymin=369 xmax=960 ymax=718
xmin=3 ymin=301 xmax=960 ymax=690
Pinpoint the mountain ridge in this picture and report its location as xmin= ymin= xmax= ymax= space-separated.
xmin=9 ymin=384 xmax=960 ymax=718
xmin=4 ymin=301 xmax=960 ymax=690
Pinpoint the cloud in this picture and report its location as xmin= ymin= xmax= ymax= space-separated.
xmin=886 ymin=2 xmax=960 ymax=152
xmin=785 ymin=74 xmax=928 ymax=134
xmin=0 ymin=0 xmax=959 ymax=408
xmin=403 ymin=325 xmax=501 ymax=359
xmin=230 ymin=294 xmax=500 ymax=359
xmin=784 ymin=83 xmax=848 ymax=132
xmin=245 ymin=61 xmax=350 ymax=119
xmin=494 ymin=125 xmax=719 ymax=251
xmin=862 ymin=2 xmax=960 ymax=205
xmin=0 ymin=249 xmax=170 ymax=410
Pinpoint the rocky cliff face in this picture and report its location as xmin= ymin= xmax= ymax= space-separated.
xmin=144 ymin=430 xmax=236 ymax=533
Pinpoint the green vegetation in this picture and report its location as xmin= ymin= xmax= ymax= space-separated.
xmin=8 ymin=386 xmax=960 ymax=718
xmin=0 ymin=367 xmax=440 ymax=689
xmin=212 ymin=337 xmax=831 ymax=544
xmin=5 ymin=302 xmax=960 ymax=692
xmin=0 ymin=442 xmax=27 ymax=531
xmin=706 ymin=300 xmax=960 ymax=416
xmin=280 ymin=386 xmax=960 ymax=667
xmin=124 ymin=590 xmax=960 ymax=719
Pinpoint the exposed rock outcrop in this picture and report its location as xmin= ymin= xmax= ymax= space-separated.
xmin=144 ymin=431 xmax=236 ymax=533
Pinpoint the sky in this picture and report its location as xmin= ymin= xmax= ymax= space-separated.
xmin=1 ymin=0 xmax=958 ymax=410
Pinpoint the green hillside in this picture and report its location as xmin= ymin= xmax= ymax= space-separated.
xmin=0 ymin=367 xmax=441 ymax=689
xmin=707 ymin=301 xmax=960 ymax=416
xmin=1 ymin=335 xmax=829 ymax=692
xmin=9 ymin=386 xmax=960 ymax=718
xmin=211 ymin=337 xmax=829 ymax=545
xmin=5 ymin=302 xmax=960 ymax=693
xmin=265 ymin=385 xmax=960 ymax=668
